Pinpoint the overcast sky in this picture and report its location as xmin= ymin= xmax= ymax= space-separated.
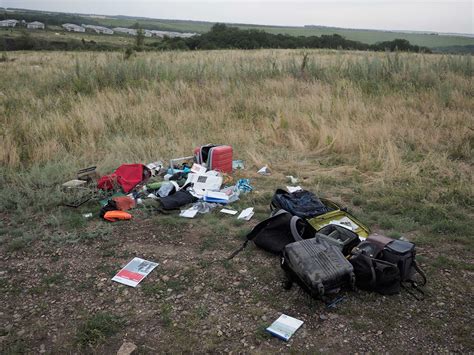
xmin=3 ymin=0 xmax=473 ymax=34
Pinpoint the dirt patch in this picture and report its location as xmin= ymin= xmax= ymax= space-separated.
xmin=1 ymin=210 xmax=473 ymax=353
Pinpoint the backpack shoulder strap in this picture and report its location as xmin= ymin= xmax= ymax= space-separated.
xmin=412 ymin=260 xmax=427 ymax=286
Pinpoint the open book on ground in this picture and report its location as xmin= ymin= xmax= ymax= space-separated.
xmin=112 ymin=257 xmax=159 ymax=287
xmin=266 ymin=314 xmax=303 ymax=341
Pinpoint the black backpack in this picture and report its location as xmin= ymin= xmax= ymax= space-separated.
xmin=350 ymin=235 xmax=427 ymax=298
xmin=350 ymin=241 xmax=401 ymax=295
xmin=227 ymin=209 xmax=317 ymax=258
xmin=270 ymin=189 xmax=331 ymax=219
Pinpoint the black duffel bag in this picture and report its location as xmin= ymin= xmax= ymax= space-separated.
xmin=270 ymin=189 xmax=330 ymax=219
xmin=228 ymin=209 xmax=317 ymax=258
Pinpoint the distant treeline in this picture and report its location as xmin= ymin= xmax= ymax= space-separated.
xmin=177 ymin=24 xmax=431 ymax=53
xmin=0 ymin=32 xmax=121 ymax=51
xmin=2 ymin=9 xmax=101 ymax=27
xmin=1 ymin=23 xmax=431 ymax=53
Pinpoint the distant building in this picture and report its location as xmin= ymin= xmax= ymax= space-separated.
xmin=0 ymin=19 xmax=19 ymax=28
xmin=149 ymin=30 xmax=197 ymax=39
xmin=62 ymin=23 xmax=85 ymax=33
xmin=82 ymin=24 xmax=114 ymax=35
xmin=27 ymin=21 xmax=45 ymax=30
xmin=112 ymin=27 xmax=137 ymax=36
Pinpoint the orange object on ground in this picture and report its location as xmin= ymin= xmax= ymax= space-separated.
xmin=104 ymin=210 xmax=132 ymax=222
xmin=112 ymin=196 xmax=136 ymax=211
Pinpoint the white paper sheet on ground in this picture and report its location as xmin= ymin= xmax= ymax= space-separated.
xmin=266 ymin=314 xmax=303 ymax=341
xmin=112 ymin=257 xmax=159 ymax=288
xmin=237 ymin=207 xmax=254 ymax=220
xmin=185 ymin=173 xmax=222 ymax=191
xmin=191 ymin=163 xmax=207 ymax=174
xmin=320 ymin=216 xmax=359 ymax=231
xmin=179 ymin=208 xmax=199 ymax=218
xmin=221 ymin=208 xmax=238 ymax=215
xmin=286 ymin=186 xmax=303 ymax=193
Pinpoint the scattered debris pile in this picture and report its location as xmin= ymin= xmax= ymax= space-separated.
xmin=61 ymin=143 xmax=427 ymax=343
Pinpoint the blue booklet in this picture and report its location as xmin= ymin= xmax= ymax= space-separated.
xmin=266 ymin=314 xmax=303 ymax=341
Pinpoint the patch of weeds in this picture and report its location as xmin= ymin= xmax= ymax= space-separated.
xmin=63 ymin=212 xmax=88 ymax=230
xmin=387 ymin=231 xmax=402 ymax=239
xmin=222 ymin=260 xmax=234 ymax=270
xmin=195 ymin=305 xmax=209 ymax=319
xmin=197 ymin=259 xmax=212 ymax=268
xmin=378 ymin=217 xmax=395 ymax=230
xmin=2 ymin=338 xmax=27 ymax=354
xmin=255 ymin=323 xmax=272 ymax=341
xmin=235 ymin=227 xmax=251 ymax=240
xmin=160 ymin=303 xmax=173 ymax=328
xmin=210 ymin=279 xmax=227 ymax=293
xmin=96 ymin=263 xmax=117 ymax=278
xmin=141 ymin=282 xmax=165 ymax=296
xmin=232 ymin=219 xmax=246 ymax=227
xmin=209 ymin=220 xmax=229 ymax=236
xmin=50 ymin=254 xmax=61 ymax=262
xmin=43 ymin=273 xmax=65 ymax=285
xmin=99 ymin=239 xmax=119 ymax=257
xmin=430 ymin=219 xmax=472 ymax=236
xmin=143 ymin=277 xmax=184 ymax=296
xmin=10 ymin=229 xmax=25 ymax=238
xmin=71 ymin=226 xmax=113 ymax=245
xmin=351 ymin=319 xmax=372 ymax=332
xmin=158 ymin=215 xmax=182 ymax=227
xmin=5 ymin=235 xmax=34 ymax=252
xmin=76 ymin=278 xmax=95 ymax=291
xmin=351 ymin=196 xmax=364 ymax=207
xmin=76 ymin=313 xmax=124 ymax=347
xmin=430 ymin=256 xmax=474 ymax=271
xmin=200 ymin=234 xmax=219 ymax=252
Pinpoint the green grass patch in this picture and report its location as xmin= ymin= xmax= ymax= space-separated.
xmin=76 ymin=313 xmax=124 ymax=347
xmin=430 ymin=256 xmax=474 ymax=272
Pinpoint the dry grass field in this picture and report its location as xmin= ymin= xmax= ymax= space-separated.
xmin=0 ymin=49 xmax=473 ymax=353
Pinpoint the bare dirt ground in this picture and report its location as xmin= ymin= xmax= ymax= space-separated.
xmin=1 ymin=203 xmax=473 ymax=354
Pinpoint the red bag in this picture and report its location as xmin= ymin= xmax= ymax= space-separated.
xmin=97 ymin=164 xmax=148 ymax=193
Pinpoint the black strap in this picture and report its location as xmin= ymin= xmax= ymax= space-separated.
xmin=413 ymin=260 xmax=427 ymax=286
xmin=401 ymin=282 xmax=425 ymax=301
xmin=226 ymin=240 xmax=249 ymax=260
xmin=368 ymin=258 xmax=377 ymax=289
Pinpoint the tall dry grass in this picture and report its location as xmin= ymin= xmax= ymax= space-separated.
xmin=0 ymin=50 xmax=472 ymax=187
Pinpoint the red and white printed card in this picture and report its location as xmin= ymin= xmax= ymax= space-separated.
xmin=112 ymin=257 xmax=159 ymax=287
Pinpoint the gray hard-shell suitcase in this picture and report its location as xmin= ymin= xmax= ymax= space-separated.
xmin=281 ymin=238 xmax=355 ymax=299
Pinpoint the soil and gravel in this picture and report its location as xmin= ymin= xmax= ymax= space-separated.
xmin=1 ymin=202 xmax=473 ymax=354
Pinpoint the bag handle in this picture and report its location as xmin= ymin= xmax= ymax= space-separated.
xmin=289 ymin=216 xmax=304 ymax=242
